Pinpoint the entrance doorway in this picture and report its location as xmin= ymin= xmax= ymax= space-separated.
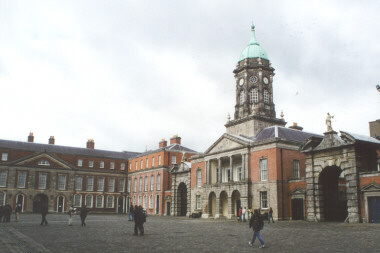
xmin=209 ymin=192 xmax=216 ymax=217
xmin=368 ymin=197 xmax=380 ymax=223
xmin=57 ymin=196 xmax=64 ymax=213
xmin=231 ymin=190 xmax=241 ymax=216
xmin=166 ymin=202 xmax=171 ymax=216
xmin=177 ymin=182 xmax=187 ymax=216
xmin=291 ymin=198 xmax=304 ymax=220
xmin=33 ymin=194 xmax=48 ymax=213
xmin=118 ymin=197 xmax=124 ymax=213
xmin=16 ymin=194 xmax=24 ymax=212
xmin=319 ymin=166 xmax=347 ymax=221
xmin=156 ymin=195 xmax=160 ymax=214
xmin=220 ymin=191 xmax=228 ymax=217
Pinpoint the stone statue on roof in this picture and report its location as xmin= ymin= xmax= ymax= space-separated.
xmin=326 ymin=112 xmax=334 ymax=132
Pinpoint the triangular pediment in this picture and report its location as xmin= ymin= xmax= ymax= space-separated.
xmin=12 ymin=153 xmax=72 ymax=169
xmin=205 ymin=133 xmax=252 ymax=154
xmin=289 ymin=187 xmax=306 ymax=195
xmin=361 ymin=183 xmax=380 ymax=192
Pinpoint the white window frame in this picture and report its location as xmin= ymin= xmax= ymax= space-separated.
xmin=196 ymin=195 xmax=201 ymax=210
xmin=150 ymin=175 xmax=154 ymax=191
xmin=85 ymin=195 xmax=93 ymax=208
xmin=159 ymin=155 xmax=162 ymax=165
xmin=139 ymin=177 xmax=142 ymax=192
xmin=135 ymin=162 xmax=138 ymax=170
xmin=129 ymin=163 xmax=132 ymax=170
xmin=140 ymin=160 xmax=143 ymax=169
xmin=100 ymin=161 xmax=104 ymax=169
xmin=143 ymin=195 xmax=147 ymax=209
xmin=97 ymin=177 xmax=105 ymax=191
xmin=17 ymin=172 xmax=27 ymax=188
xmin=260 ymin=191 xmax=268 ymax=209
xmin=146 ymin=158 xmax=149 ymax=168
xmin=58 ymin=174 xmax=66 ymax=190
xmin=96 ymin=195 xmax=104 ymax=208
xmin=38 ymin=160 xmax=50 ymax=166
xmin=108 ymin=178 xmax=115 ymax=192
xmin=138 ymin=195 xmax=142 ymax=206
xmin=157 ymin=174 xmax=161 ymax=191
xmin=0 ymin=171 xmax=7 ymax=187
xmin=89 ymin=160 xmax=94 ymax=168
xmin=75 ymin=176 xmax=83 ymax=191
xmin=38 ymin=173 xmax=47 ymax=189
xmin=152 ymin=157 xmax=155 ymax=167
xmin=119 ymin=179 xmax=125 ymax=192
xmin=196 ymin=169 xmax=202 ymax=187
xmin=86 ymin=177 xmax=94 ymax=191
xmin=77 ymin=159 xmax=83 ymax=167
xmin=144 ymin=176 xmax=148 ymax=192
xmin=110 ymin=162 xmax=115 ymax=170
xmin=172 ymin=156 xmax=176 ymax=164
xmin=107 ymin=196 xmax=114 ymax=208
xmin=293 ymin=160 xmax=300 ymax=179
xmin=121 ymin=163 xmax=125 ymax=170
xmin=134 ymin=178 xmax=137 ymax=192
xmin=74 ymin=194 xmax=82 ymax=207
xmin=149 ymin=195 xmax=153 ymax=209
xmin=1 ymin=153 xmax=8 ymax=161
xmin=128 ymin=179 xmax=131 ymax=193
xmin=260 ymin=159 xmax=268 ymax=181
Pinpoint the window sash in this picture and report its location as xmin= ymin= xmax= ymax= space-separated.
xmin=110 ymin=162 xmax=115 ymax=170
xmin=100 ymin=161 xmax=104 ymax=168
xmin=58 ymin=175 xmax=66 ymax=190
xmin=75 ymin=177 xmax=83 ymax=191
xmin=96 ymin=196 xmax=103 ymax=208
xmin=143 ymin=195 xmax=147 ymax=209
xmin=128 ymin=179 xmax=131 ymax=193
xmin=108 ymin=178 xmax=115 ymax=192
xmin=172 ymin=156 xmax=176 ymax=164
xmin=260 ymin=191 xmax=268 ymax=209
xmin=157 ymin=175 xmax=161 ymax=190
xmin=86 ymin=177 xmax=94 ymax=191
xmin=196 ymin=195 xmax=201 ymax=209
xmin=149 ymin=195 xmax=153 ymax=209
xmin=89 ymin=161 xmax=94 ymax=168
xmin=260 ymin=159 xmax=268 ymax=181
xmin=146 ymin=159 xmax=149 ymax=168
xmin=159 ymin=156 xmax=161 ymax=165
xmin=17 ymin=172 xmax=26 ymax=188
xmin=150 ymin=175 xmax=154 ymax=191
xmin=264 ymin=90 xmax=269 ymax=103
xmin=1 ymin=153 xmax=8 ymax=161
xmin=38 ymin=173 xmax=47 ymax=189
xmin=97 ymin=178 xmax=104 ymax=191
xmin=139 ymin=178 xmax=142 ymax=192
xmin=152 ymin=157 xmax=155 ymax=167
xmin=240 ymin=91 xmax=245 ymax=105
xmin=77 ymin=159 xmax=83 ymax=167
xmin=121 ymin=163 xmax=125 ymax=170
xmin=144 ymin=177 xmax=148 ymax=191
xmin=293 ymin=160 xmax=300 ymax=179
xmin=197 ymin=170 xmax=201 ymax=187
xmin=134 ymin=179 xmax=137 ymax=192
xmin=74 ymin=195 xmax=82 ymax=207
xmin=119 ymin=179 xmax=125 ymax=192
xmin=85 ymin=195 xmax=93 ymax=207
xmin=0 ymin=172 xmax=7 ymax=187
xmin=138 ymin=196 xmax=142 ymax=206
xmin=107 ymin=196 xmax=114 ymax=208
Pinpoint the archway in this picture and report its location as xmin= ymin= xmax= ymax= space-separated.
xmin=16 ymin=194 xmax=25 ymax=212
xmin=231 ymin=190 xmax=241 ymax=217
xmin=209 ymin=192 xmax=216 ymax=217
xmin=177 ymin=182 xmax=187 ymax=216
xmin=220 ymin=191 xmax=228 ymax=217
xmin=57 ymin=196 xmax=64 ymax=213
xmin=33 ymin=194 xmax=48 ymax=213
xmin=118 ymin=196 xmax=124 ymax=213
xmin=319 ymin=166 xmax=347 ymax=221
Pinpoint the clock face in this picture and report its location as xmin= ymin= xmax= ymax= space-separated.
xmin=250 ymin=76 xmax=258 ymax=84
xmin=239 ymin=78 xmax=244 ymax=86
xmin=263 ymin=77 xmax=269 ymax=84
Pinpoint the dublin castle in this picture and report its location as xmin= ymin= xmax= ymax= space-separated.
xmin=1 ymin=26 xmax=379 ymax=223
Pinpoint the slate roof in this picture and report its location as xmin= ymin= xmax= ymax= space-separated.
xmin=131 ymin=143 xmax=198 ymax=159
xmin=0 ymin=139 xmax=139 ymax=159
xmin=254 ymin=126 xmax=323 ymax=143
xmin=342 ymin=131 xmax=380 ymax=145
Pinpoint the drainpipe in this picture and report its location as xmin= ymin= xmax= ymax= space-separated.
xmin=280 ymin=148 xmax=285 ymax=220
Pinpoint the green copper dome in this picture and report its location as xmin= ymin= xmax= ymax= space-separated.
xmin=238 ymin=25 xmax=269 ymax=61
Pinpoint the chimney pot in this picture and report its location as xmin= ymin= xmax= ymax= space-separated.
xmin=28 ymin=132 xmax=34 ymax=143
xmin=87 ymin=139 xmax=95 ymax=149
xmin=49 ymin=136 xmax=55 ymax=145
xmin=170 ymin=135 xmax=181 ymax=145
xmin=159 ymin=139 xmax=167 ymax=148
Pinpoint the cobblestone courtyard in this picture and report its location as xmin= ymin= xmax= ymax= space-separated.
xmin=0 ymin=214 xmax=379 ymax=253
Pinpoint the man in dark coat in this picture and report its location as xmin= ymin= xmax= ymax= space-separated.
xmin=40 ymin=203 xmax=48 ymax=225
xmin=133 ymin=205 xmax=145 ymax=235
xmin=79 ymin=205 xmax=90 ymax=227
xmin=3 ymin=203 xmax=12 ymax=223
xmin=248 ymin=209 xmax=265 ymax=248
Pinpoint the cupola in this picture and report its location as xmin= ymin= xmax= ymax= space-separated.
xmin=238 ymin=25 xmax=269 ymax=61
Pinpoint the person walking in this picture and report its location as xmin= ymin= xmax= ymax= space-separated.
xmin=242 ymin=207 xmax=247 ymax=222
xmin=133 ymin=205 xmax=145 ymax=235
xmin=15 ymin=203 xmax=22 ymax=222
xmin=40 ymin=203 xmax=48 ymax=225
xmin=129 ymin=204 xmax=134 ymax=221
xmin=68 ymin=205 xmax=76 ymax=226
xmin=79 ymin=205 xmax=90 ymax=227
xmin=238 ymin=207 xmax=242 ymax=222
xmin=249 ymin=209 xmax=265 ymax=249
xmin=268 ymin=207 xmax=274 ymax=223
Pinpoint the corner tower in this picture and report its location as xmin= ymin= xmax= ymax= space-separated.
xmin=225 ymin=25 xmax=286 ymax=136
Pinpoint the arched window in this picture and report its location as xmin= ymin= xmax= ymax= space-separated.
xmin=96 ymin=195 xmax=104 ymax=208
xmin=150 ymin=175 xmax=154 ymax=191
xmin=85 ymin=195 xmax=93 ymax=208
xmin=144 ymin=176 xmax=148 ymax=191
xmin=149 ymin=195 xmax=153 ymax=209
xmin=196 ymin=169 xmax=202 ymax=187
xmin=250 ymin=88 xmax=258 ymax=103
xmin=240 ymin=91 xmax=245 ymax=105
xmin=264 ymin=90 xmax=269 ymax=104
xmin=74 ymin=194 xmax=82 ymax=207
xmin=157 ymin=174 xmax=161 ymax=191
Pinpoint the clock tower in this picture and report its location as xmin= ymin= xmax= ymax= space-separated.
xmin=225 ymin=25 xmax=286 ymax=136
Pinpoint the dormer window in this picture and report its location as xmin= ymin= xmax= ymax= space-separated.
xmin=38 ymin=160 xmax=50 ymax=166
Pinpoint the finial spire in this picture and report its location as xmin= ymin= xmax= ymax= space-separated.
xmin=249 ymin=24 xmax=259 ymax=45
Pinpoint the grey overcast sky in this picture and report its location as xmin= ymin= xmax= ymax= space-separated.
xmin=0 ymin=0 xmax=379 ymax=153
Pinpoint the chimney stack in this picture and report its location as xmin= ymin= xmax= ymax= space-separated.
xmin=170 ymin=135 xmax=181 ymax=145
xmin=48 ymin=136 xmax=55 ymax=145
xmin=289 ymin=122 xmax=303 ymax=131
xmin=87 ymin=139 xmax=95 ymax=149
xmin=159 ymin=139 xmax=167 ymax=148
xmin=28 ymin=133 xmax=34 ymax=143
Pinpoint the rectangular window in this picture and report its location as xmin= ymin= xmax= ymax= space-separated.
xmin=134 ymin=178 xmax=137 ymax=192
xmin=110 ymin=162 xmax=115 ymax=170
xmin=121 ymin=163 xmax=125 ymax=170
xmin=77 ymin=159 xmax=83 ymax=167
xmin=144 ymin=176 xmax=148 ymax=191
xmin=171 ymin=156 xmax=176 ymax=164
xmin=1 ymin=153 xmax=8 ymax=161
xmin=129 ymin=163 xmax=132 ymax=170
xmin=100 ymin=161 xmax=104 ymax=168
xmin=108 ymin=178 xmax=115 ymax=192
xmin=58 ymin=175 xmax=66 ymax=190
xmin=146 ymin=158 xmax=149 ymax=168
xmin=150 ymin=175 xmax=154 ymax=191
xmin=0 ymin=171 xmax=7 ymax=187
xmin=107 ymin=196 xmax=114 ymax=208
xmin=140 ymin=160 xmax=143 ymax=169
xmin=260 ymin=159 xmax=268 ymax=181
xmin=96 ymin=195 xmax=103 ymax=208
xmin=135 ymin=162 xmax=138 ymax=170
xmin=75 ymin=176 xmax=83 ymax=191
xmin=139 ymin=177 xmax=142 ymax=192
xmin=89 ymin=161 xmax=94 ymax=168
xmin=196 ymin=195 xmax=201 ymax=209
xmin=157 ymin=174 xmax=161 ymax=191
xmin=149 ymin=195 xmax=153 ymax=209
xmin=97 ymin=178 xmax=104 ymax=191
xmin=152 ymin=157 xmax=155 ymax=167
xmin=85 ymin=195 xmax=93 ymax=208
xmin=196 ymin=169 xmax=202 ymax=187
xmin=17 ymin=172 xmax=27 ymax=188
xmin=128 ymin=179 xmax=131 ymax=193
xmin=159 ymin=155 xmax=161 ymax=165
xmin=260 ymin=191 xmax=268 ymax=209
xmin=38 ymin=173 xmax=47 ymax=189
xmin=74 ymin=194 xmax=82 ymax=207
xmin=86 ymin=177 xmax=94 ymax=191
xmin=119 ymin=179 xmax=125 ymax=192
xmin=237 ymin=167 xmax=242 ymax=181
xmin=293 ymin=160 xmax=300 ymax=179
xmin=143 ymin=195 xmax=147 ymax=209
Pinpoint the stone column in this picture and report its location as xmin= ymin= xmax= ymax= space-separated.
xmin=230 ymin=156 xmax=233 ymax=182
xmin=215 ymin=197 xmax=220 ymax=218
